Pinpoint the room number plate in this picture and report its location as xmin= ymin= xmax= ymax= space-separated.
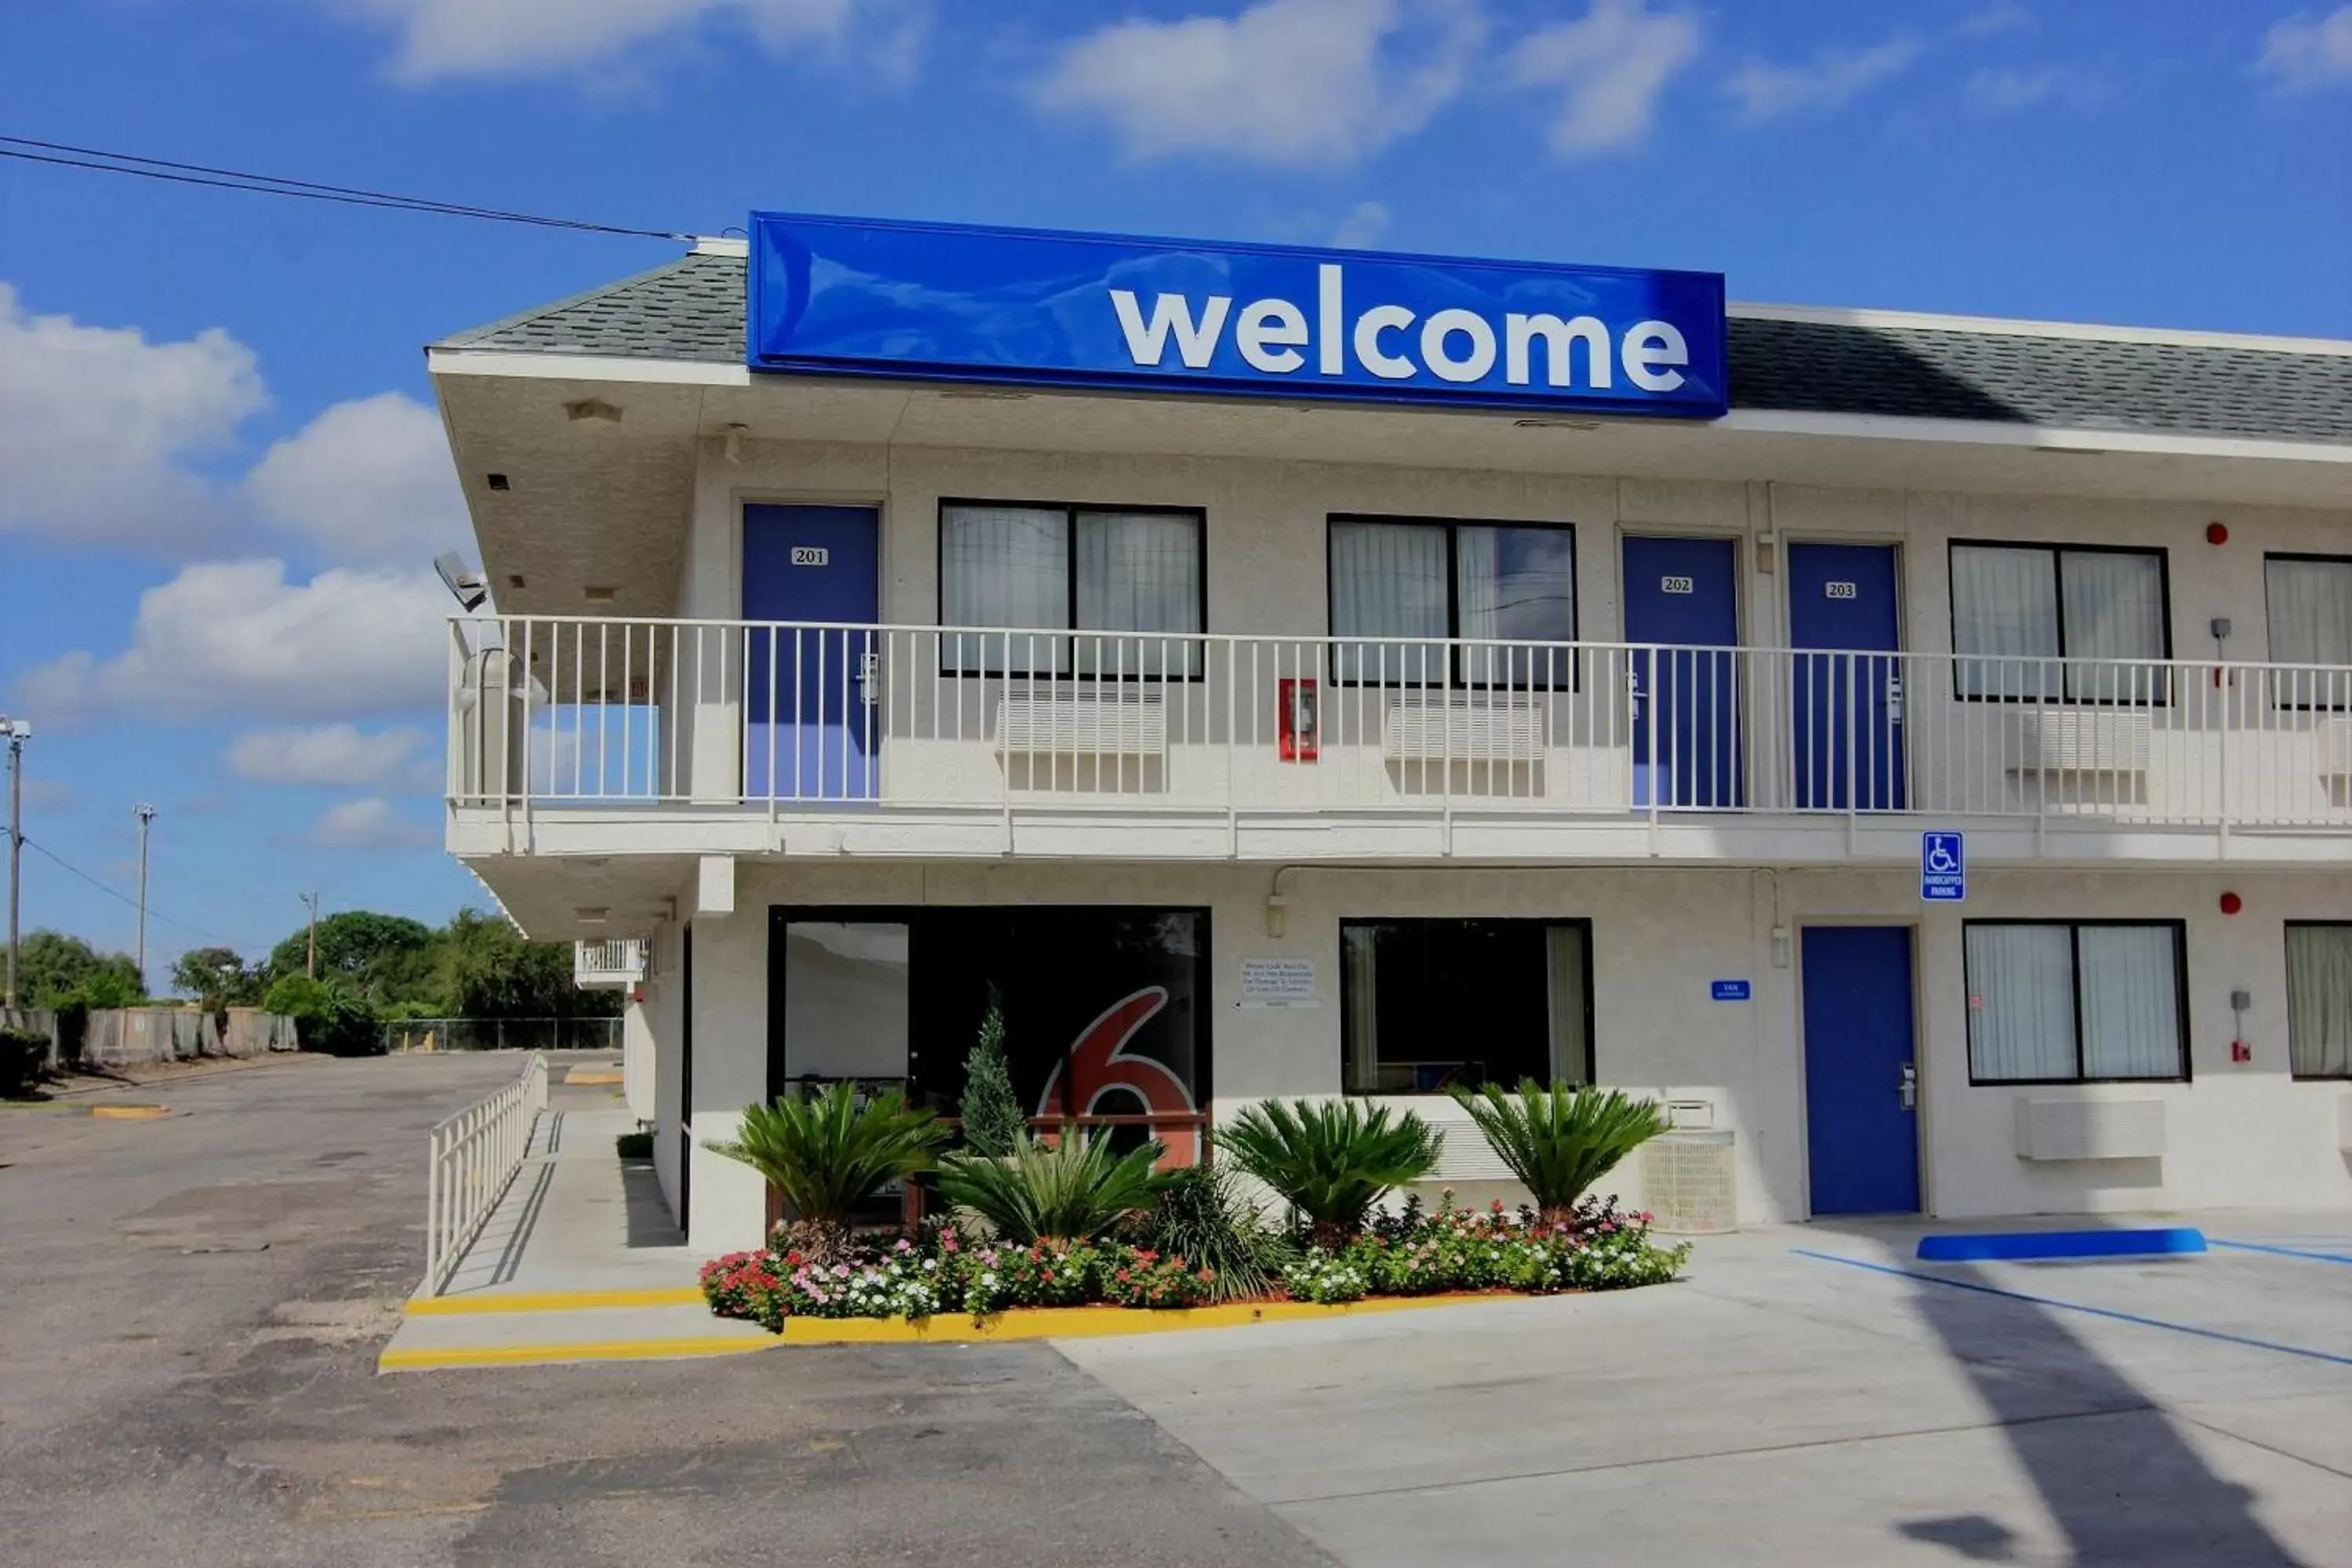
xmin=791 ymin=546 xmax=829 ymax=567
xmin=1660 ymin=575 xmax=1694 ymax=594
xmin=1825 ymin=580 xmax=1857 ymax=599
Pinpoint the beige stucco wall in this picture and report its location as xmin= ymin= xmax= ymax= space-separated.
xmin=650 ymin=858 xmax=2352 ymax=1252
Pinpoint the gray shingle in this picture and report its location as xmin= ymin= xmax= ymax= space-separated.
xmin=437 ymin=252 xmax=2352 ymax=442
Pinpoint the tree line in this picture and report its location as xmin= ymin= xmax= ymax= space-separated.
xmin=14 ymin=909 xmax=619 ymax=1047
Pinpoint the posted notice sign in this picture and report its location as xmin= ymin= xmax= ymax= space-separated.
xmin=1922 ymin=831 xmax=1966 ymax=902
xmin=1238 ymin=958 xmax=1319 ymax=1009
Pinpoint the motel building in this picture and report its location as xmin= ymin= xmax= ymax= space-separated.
xmin=427 ymin=213 xmax=2352 ymax=1253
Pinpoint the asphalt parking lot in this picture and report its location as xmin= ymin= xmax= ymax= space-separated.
xmin=2 ymin=1053 xmax=2346 ymax=1566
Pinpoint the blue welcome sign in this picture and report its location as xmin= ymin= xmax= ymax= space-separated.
xmin=747 ymin=212 xmax=1728 ymax=419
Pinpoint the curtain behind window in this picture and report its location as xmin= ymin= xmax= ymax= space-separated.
xmin=1459 ymin=525 xmax=1576 ymax=688
xmin=2060 ymin=551 xmax=2168 ymax=701
xmin=2266 ymin=559 xmax=2352 ymax=710
xmin=1075 ymin=510 xmax=1202 ymax=677
xmin=2286 ymin=925 xmax=2352 ymax=1078
xmin=2075 ymin=925 xmax=2180 ymax=1078
xmin=1965 ymin=924 xmax=2076 ymax=1080
xmin=1952 ymin=546 xmax=2060 ymax=699
xmin=1544 ymin=924 xmax=1590 ymax=1085
xmin=1331 ymin=521 xmax=1448 ymax=683
xmin=942 ymin=505 xmax=1069 ymax=674
xmin=1342 ymin=925 xmax=1381 ymax=1093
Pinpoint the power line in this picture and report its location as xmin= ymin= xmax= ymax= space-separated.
xmin=19 ymin=836 xmax=252 ymax=951
xmin=0 ymin=134 xmax=695 ymax=242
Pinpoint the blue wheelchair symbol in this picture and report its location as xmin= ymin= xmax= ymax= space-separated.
xmin=1921 ymin=832 xmax=1965 ymax=902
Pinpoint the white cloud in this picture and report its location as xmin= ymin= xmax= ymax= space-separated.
xmin=0 ymin=283 xmax=266 ymax=554
xmin=1726 ymin=37 xmax=1920 ymax=122
xmin=299 ymin=797 xmax=438 ymax=851
xmin=2259 ymin=7 xmax=2352 ymax=92
xmin=1508 ymin=0 xmax=1700 ymax=158
xmin=1329 ymin=200 xmax=1393 ymax=248
xmin=13 ymin=561 xmax=449 ymax=725
xmin=227 ymin=724 xmax=437 ymax=790
xmin=245 ymin=393 xmax=467 ymax=564
xmin=1034 ymin=0 xmax=1481 ymax=168
xmin=342 ymin=0 xmax=848 ymax=81
xmin=1963 ymin=63 xmax=2113 ymax=114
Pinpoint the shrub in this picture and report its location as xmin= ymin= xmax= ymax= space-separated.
xmin=615 ymin=1130 xmax=653 ymax=1160
xmin=935 ymin=1131 xmax=1164 ymax=1244
xmin=700 ymin=1250 xmax=789 ymax=1331
xmin=1450 ymin=1080 xmax=1670 ymax=1225
xmin=955 ymin=1239 xmax=1102 ymax=1314
xmin=781 ymin=1236 xmax=948 ymax=1319
xmin=1222 ymin=1098 xmax=1442 ymax=1251
xmin=956 ymin=985 xmax=1027 ymax=1156
xmin=1127 ymin=1163 xmax=1293 ymax=1303
xmin=708 ymin=1084 xmax=949 ymax=1262
xmin=1281 ymin=1249 xmax=1370 ymax=1305
xmin=1099 ymin=1246 xmax=1216 ymax=1310
xmin=262 ymin=975 xmax=382 ymax=1056
xmin=0 ymin=1025 xmax=49 ymax=1098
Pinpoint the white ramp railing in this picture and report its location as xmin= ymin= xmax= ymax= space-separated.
xmin=423 ymin=1051 xmax=548 ymax=1295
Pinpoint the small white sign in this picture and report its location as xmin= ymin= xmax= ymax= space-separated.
xmin=790 ymin=546 xmax=829 ymax=567
xmin=1825 ymin=580 xmax=1857 ymax=599
xmin=1660 ymin=575 xmax=1695 ymax=595
xmin=1239 ymin=957 xmax=1319 ymax=1009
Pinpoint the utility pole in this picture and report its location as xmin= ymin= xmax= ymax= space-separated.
xmin=2 ymin=717 xmax=27 ymax=1009
xmin=132 ymin=804 xmax=157 ymax=993
xmin=301 ymin=891 xmax=321 ymax=978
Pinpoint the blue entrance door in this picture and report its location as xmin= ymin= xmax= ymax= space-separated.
xmin=742 ymin=504 xmax=880 ymax=800
xmin=1623 ymin=535 xmax=1742 ymax=807
xmin=1788 ymin=543 xmax=1905 ymax=811
xmin=1802 ymin=926 xmax=1919 ymax=1215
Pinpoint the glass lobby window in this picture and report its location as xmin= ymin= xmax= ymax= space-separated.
xmin=1341 ymin=919 xmax=1591 ymax=1094
xmin=939 ymin=501 xmax=1203 ymax=676
xmin=1330 ymin=516 xmax=1577 ymax=686
xmin=2264 ymin=556 xmax=2352 ymax=710
xmin=1963 ymin=920 xmax=2187 ymax=1083
xmin=1950 ymin=542 xmax=2169 ymax=701
xmin=2285 ymin=924 xmax=2352 ymax=1080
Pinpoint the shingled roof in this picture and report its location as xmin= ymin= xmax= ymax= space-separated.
xmin=437 ymin=249 xmax=2352 ymax=444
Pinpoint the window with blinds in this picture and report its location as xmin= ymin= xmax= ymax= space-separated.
xmin=1963 ymin=920 xmax=2188 ymax=1083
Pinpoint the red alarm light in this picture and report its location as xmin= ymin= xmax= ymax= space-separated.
xmin=2219 ymin=891 xmax=2243 ymax=915
xmin=2205 ymin=522 xmax=2229 ymax=545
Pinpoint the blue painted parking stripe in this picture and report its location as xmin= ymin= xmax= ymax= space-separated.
xmin=2209 ymin=1240 xmax=2352 ymax=1267
xmin=1791 ymin=1248 xmax=2352 ymax=1368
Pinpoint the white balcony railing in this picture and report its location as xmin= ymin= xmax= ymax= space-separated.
xmin=573 ymin=938 xmax=647 ymax=987
xmin=448 ymin=617 xmax=2352 ymax=832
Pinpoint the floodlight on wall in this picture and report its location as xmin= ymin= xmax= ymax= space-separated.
xmin=434 ymin=552 xmax=488 ymax=612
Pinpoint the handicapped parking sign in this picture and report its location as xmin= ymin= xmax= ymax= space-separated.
xmin=1921 ymin=831 xmax=1965 ymax=902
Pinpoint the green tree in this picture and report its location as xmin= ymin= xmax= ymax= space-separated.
xmin=171 ymin=946 xmax=265 ymax=1010
xmin=1450 ymin=1080 xmax=1670 ymax=1227
xmin=1221 ymin=1099 xmax=1443 ymax=1252
xmin=15 ymin=931 xmax=144 ymax=1008
xmin=262 ymin=974 xmax=381 ymax=1056
xmin=433 ymin=908 xmax=616 ymax=1019
xmin=266 ymin=912 xmax=436 ymax=1003
xmin=957 ymin=985 xmax=1026 ymax=1156
xmin=708 ymin=1084 xmax=949 ymax=1261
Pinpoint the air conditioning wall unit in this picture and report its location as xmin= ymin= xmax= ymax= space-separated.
xmin=1640 ymin=1131 xmax=1737 ymax=1235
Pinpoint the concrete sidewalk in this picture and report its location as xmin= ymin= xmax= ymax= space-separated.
xmin=380 ymin=1104 xmax=771 ymax=1370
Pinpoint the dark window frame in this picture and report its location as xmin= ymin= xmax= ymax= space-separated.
xmin=1326 ymin=513 xmax=1583 ymax=691
xmin=2285 ymin=920 xmax=2352 ymax=1082
xmin=935 ymin=497 xmax=1209 ymax=681
xmin=1962 ymin=916 xmax=2191 ymax=1086
xmin=1337 ymin=916 xmax=1596 ymax=1094
xmin=2261 ymin=553 xmax=2352 ymax=712
xmin=1946 ymin=538 xmax=2176 ymax=707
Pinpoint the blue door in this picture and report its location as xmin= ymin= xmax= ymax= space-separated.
xmin=1788 ymin=543 xmax=1905 ymax=811
xmin=1623 ymin=535 xmax=1742 ymax=807
xmin=742 ymin=505 xmax=880 ymax=800
xmin=1802 ymin=927 xmax=1919 ymax=1215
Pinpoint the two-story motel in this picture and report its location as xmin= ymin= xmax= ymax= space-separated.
xmin=430 ymin=214 xmax=2352 ymax=1252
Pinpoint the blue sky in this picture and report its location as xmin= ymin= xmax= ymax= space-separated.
xmin=2 ymin=0 xmax=2347 ymax=985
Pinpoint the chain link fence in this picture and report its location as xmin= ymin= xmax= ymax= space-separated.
xmin=382 ymin=1017 xmax=621 ymax=1054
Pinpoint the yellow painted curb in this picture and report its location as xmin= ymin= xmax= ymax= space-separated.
xmin=91 ymin=1104 xmax=171 ymax=1120
xmin=405 ymin=1287 xmax=705 ymax=1316
xmin=564 ymin=1070 xmax=623 ymax=1085
xmin=777 ymin=1292 xmax=1501 ymax=1345
xmin=379 ymin=1335 xmax=775 ymax=1371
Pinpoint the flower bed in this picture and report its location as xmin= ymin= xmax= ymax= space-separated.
xmin=701 ymin=1196 xmax=1686 ymax=1332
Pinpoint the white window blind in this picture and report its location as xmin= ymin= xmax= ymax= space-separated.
xmin=1333 ymin=518 xmax=1577 ymax=685
xmin=1965 ymin=921 xmax=2184 ymax=1083
xmin=2286 ymin=924 xmax=2352 ymax=1079
xmin=2266 ymin=557 xmax=2352 ymax=666
xmin=1951 ymin=543 xmax=2167 ymax=700
xmin=2060 ymin=551 xmax=2166 ymax=700
xmin=1458 ymin=524 xmax=1577 ymax=688
xmin=1331 ymin=521 xmax=1448 ymax=682
xmin=942 ymin=504 xmax=1069 ymax=674
xmin=1075 ymin=510 xmax=1202 ymax=677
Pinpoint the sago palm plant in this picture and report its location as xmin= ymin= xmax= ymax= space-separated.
xmin=1221 ymin=1098 xmax=1443 ymax=1251
xmin=1450 ymin=1079 xmax=1669 ymax=1226
xmin=936 ymin=1131 xmax=1166 ymax=1244
xmin=708 ymin=1083 xmax=948 ymax=1261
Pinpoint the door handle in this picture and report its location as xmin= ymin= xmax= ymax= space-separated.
xmin=1626 ymin=663 xmax=1643 ymax=718
xmin=1886 ymin=670 xmax=1904 ymax=724
xmin=858 ymin=648 xmax=881 ymax=706
xmin=1898 ymin=1062 xmax=1918 ymax=1111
